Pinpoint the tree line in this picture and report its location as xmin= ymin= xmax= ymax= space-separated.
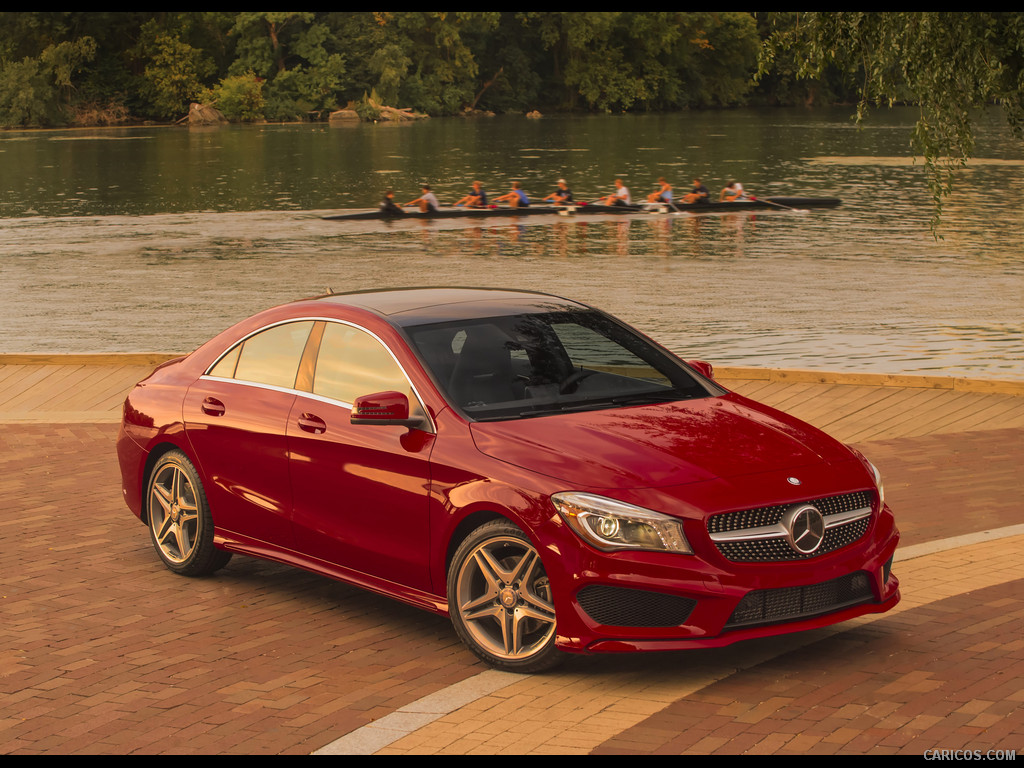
xmin=0 ymin=12 xmax=866 ymax=128
xmin=5 ymin=12 xmax=1020 ymax=224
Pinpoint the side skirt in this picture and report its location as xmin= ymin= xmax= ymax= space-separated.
xmin=214 ymin=531 xmax=450 ymax=616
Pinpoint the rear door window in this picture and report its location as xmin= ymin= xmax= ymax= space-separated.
xmin=209 ymin=321 xmax=314 ymax=389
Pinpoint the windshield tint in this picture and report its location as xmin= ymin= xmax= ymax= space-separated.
xmin=405 ymin=310 xmax=717 ymax=420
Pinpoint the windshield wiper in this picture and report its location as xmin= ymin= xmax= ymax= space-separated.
xmin=472 ymin=391 xmax=699 ymax=422
xmin=516 ymin=392 xmax=684 ymax=418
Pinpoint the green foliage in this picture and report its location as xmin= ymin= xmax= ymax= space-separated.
xmin=227 ymin=12 xmax=345 ymax=120
xmin=0 ymin=57 xmax=51 ymax=126
xmin=139 ymin=21 xmax=215 ymax=119
xmin=0 ymin=36 xmax=96 ymax=127
xmin=758 ymin=12 xmax=1024 ymax=227
xmin=0 ymin=12 xmax=766 ymax=123
xmin=519 ymin=12 xmax=759 ymax=112
xmin=354 ymin=89 xmax=382 ymax=121
xmin=229 ymin=12 xmax=315 ymax=77
xmin=681 ymin=12 xmax=761 ymax=106
xmin=386 ymin=12 xmax=500 ymax=115
xmin=205 ymin=72 xmax=265 ymax=122
xmin=751 ymin=13 xmax=855 ymax=106
xmin=368 ymin=43 xmax=412 ymax=107
xmin=1 ymin=4 xmax=1021 ymax=213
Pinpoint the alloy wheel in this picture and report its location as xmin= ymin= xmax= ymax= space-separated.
xmin=453 ymin=533 xmax=557 ymax=663
xmin=149 ymin=461 xmax=201 ymax=565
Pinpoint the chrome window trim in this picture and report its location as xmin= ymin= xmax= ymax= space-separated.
xmin=708 ymin=506 xmax=871 ymax=543
xmin=200 ymin=376 xmax=305 ymax=400
xmin=200 ymin=316 xmax=436 ymax=434
xmin=204 ymin=317 xmax=315 ymax=376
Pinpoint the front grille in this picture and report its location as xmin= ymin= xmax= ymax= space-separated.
xmin=577 ymin=585 xmax=697 ymax=628
xmin=725 ymin=571 xmax=875 ymax=629
xmin=708 ymin=491 xmax=873 ymax=562
xmin=716 ymin=517 xmax=870 ymax=562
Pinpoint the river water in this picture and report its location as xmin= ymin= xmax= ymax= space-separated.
xmin=1 ymin=108 xmax=1022 ymax=379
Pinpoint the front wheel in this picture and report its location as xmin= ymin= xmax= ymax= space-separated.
xmin=147 ymin=450 xmax=231 ymax=577
xmin=447 ymin=520 xmax=563 ymax=673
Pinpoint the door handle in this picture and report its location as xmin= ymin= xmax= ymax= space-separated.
xmin=201 ymin=396 xmax=225 ymax=416
xmin=297 ymin=412 xmax=327 ymax=435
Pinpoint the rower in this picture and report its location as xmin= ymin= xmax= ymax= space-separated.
xmin=680 ymin=177 xmax=709 ymax=204
xmin=719 ymin=181 xmax=748 ymax=202
xmin=646 ymin=177 xmax=673 ymax=204
xmin=404 ymin=184 xmax=440 ymax=213
xmin=493 ymin=181 xmax=530 ymax=208
xmin=542 ymin=179 xmax=574 ymax=205
xmin=379 ymin=190 xmax=405 ymax=216
xmin=454 ymin=180 xmax=488 ymax=208
xmin=602 ymin=178 xmax=632 ymax=206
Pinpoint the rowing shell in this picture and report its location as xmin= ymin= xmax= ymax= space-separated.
xmin=321 ymin=197 xmax=841 ymax=221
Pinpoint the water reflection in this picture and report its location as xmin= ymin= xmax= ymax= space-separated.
xmin=1 ymin=209 xmax=1020 ymax=380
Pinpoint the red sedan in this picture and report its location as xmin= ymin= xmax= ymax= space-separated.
xmin=117 ymin=287 xmax=900 ymax=672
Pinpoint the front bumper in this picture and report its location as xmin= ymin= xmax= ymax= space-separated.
xmin=545 ymin=501 xmax=901 ymax=654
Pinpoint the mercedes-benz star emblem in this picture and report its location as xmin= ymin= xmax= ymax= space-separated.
xmin=782 ymin=503 xmax=825 ymax=554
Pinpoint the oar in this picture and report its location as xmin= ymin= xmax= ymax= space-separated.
xmin=750 ymin=196 xmax=808 ymax=214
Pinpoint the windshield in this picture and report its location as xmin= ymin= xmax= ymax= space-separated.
xmin=405 ymin=310 xmax=719 ymax=421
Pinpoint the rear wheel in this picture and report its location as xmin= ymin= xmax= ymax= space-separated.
xmin=448 ymin=520 xmax=562 ymax=673
xmin=147 ymin=450 xmax=231 ymax=576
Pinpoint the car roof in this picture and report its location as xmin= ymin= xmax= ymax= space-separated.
xmin=309 ymin=287 xmax=590 ymax=326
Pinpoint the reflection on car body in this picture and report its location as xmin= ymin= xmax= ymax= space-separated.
xmin=118 ymin=287 xmax=900 ymax=672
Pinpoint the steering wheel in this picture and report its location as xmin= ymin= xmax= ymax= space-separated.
xmin=558 ymin=368 xmax=597 ymax=394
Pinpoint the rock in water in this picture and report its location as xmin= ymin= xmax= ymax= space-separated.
xmin=188 ymin=103 xmax=228 ymax=126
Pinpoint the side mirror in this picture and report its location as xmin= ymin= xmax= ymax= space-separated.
xmin=351 ymin=391 xmax=424 ymax=429
xmin=686 ymin=360 xmax=714 ymax=380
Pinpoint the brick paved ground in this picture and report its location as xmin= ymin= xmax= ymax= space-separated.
xmin=2 ymin=422 xmax=1022 ymax=754
xmin=592 ymin=579 xmax=1024 ymax=755
xmin=851 ymin=428 xmax=1024 ymax=543
xmin=576 ymin=427 xmax=1024 ymax=757
xmin=0 ymin=424 xmax=488 ymax=754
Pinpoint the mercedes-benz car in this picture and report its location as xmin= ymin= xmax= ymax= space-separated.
xmin=117 ymin=287 xmax=900 ymax=672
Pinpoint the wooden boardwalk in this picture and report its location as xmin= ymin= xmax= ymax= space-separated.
xmin=1 ymin=355 xmax=1023 ymax=443
xmin=714 ymin=366 xmax=1024 ymax=443
xmin=0 ymin=354 xmax=177 ymax=425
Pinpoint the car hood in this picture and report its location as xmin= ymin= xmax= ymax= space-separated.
xmin=469 ymin=394 xmax=854 ymax=490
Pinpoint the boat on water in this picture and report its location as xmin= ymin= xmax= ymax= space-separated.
xmin=322 ymin=196 xmax=841 ymax=222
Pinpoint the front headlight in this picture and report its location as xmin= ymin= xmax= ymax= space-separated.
xmin=868 ymin=460 xmax=885 ymax=507
xmin=847 ymin=445 xmax=886 ymax=508
xmin=552 ymin=492 xmax=693 ymax=554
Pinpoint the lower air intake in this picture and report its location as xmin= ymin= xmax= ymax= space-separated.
xmin=726 ymin=571 xmax=875 ymax=629
xmin=577 ymin=585 xmax=697 ymax=628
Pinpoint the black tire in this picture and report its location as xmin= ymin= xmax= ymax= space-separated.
xmin=146 ymin=450 xmax=232 ymax=577
xmin=447 ymin=519 xmax=563 ymax=673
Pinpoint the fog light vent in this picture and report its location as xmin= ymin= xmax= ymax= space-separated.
xmin=577 ymin=585 xmax=696 ymax=627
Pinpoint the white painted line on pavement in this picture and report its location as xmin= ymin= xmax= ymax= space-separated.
xmin=313 ymin=523 xmax=1024 ymax=755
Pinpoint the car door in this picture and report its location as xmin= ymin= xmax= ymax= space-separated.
xmin=287 ymin=320 xmax=435 ymax=592
xmin=184 ymin=320 xmax=316 ymax=547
